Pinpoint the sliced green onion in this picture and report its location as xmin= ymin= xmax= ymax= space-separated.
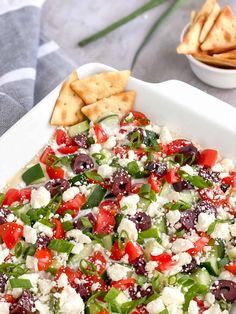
xmin=139 ymin=184 xmax=156 ymax=202
xmin=48 ymin=239 xmax=74 ymax=253
xmin=136 ymin=275 xmax=147 ymax=286
xmin=82 ymin=185 xmax=106 ymax=209
xmin=0 ymin=263 xmax=26 ymax=277
xmin=164 ymin=200 xmax=191 ymax=211
xmin=62 ymin=221 xmax=74 ymax=232
xmin=80 ymin=216 xmax=93 ymax=228
xmin=39 ymin=218 xmax=54 ymax=228
xmin=78 ymin=0 xmax=165 ymax=46
xmin=218 ymin=257 xmax=230 ymax=268
xmin=104 ymin=287 xmax=120 ymax=303
xmin=92 ymin=153 xmax=106 ymax=166
xmin=127 ymin=161 xmax=148 ymax=179
xmin=121 ymin=297 xmax=146 ymax=313
xmin=118 ymin=230 xmax=129 ymax=249
xmin=168 ymin=275 xmax=177 ymax=285
xmin=130 ymin=131 xmax=141 ymax=149
xmin=20 ymin=213 xmax=31 ymax=226
xmin=180 ymin=171 xmax=213 ymax=189
xmin=138 ymin=227 xmax=159 ymax=244
xmin=69 ymin=173 xmax=89 ymax=186
xmin=85 ymin=171 xmax=103 ymax=182
xmin=80 ymin=259 xmax=97 ymax=275
xmin=132 ymin=0 xmax=186 ymax=68
xmin=159 ymin=309 xmax=169 ymax=314
xmin=14 ymin=242 xmax=23 ymax=258
xmin=0 ymin=193 xmax=5 ymax=206
xmin=183 ymin=284 xmax=208 ymax=311
xmin=22 ymin=163 xmax=45 ymax=185
xmin=46 ymin=267 xmax=58 ymax=276
xmin=10 ymin=278 xmax=32 ymax=289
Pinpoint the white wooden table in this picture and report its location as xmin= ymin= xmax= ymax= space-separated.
xmin=42 ymin=0 xmax=236 ymax=106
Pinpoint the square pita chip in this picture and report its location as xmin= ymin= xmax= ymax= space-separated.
xmin=81 ymin=90 xmax=136 ymax=122
xmin=70 ymin=70 xmax=130 ymax=105
xmin=50 ymin=71 xmax=85 ymax=126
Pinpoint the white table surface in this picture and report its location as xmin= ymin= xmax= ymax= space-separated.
xmin=42 ymin=0 xmax=236 ymax=106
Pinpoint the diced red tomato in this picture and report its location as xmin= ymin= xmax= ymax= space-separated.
xmin=57 ymin=145 xmax=79 ymax=154
xmin=193 ymin=297 xmax=208 ymax=314
xmin=198 ymin=149 xmax=218 ymax=167
xmin=40 ymin=146 xmax=55 ymax=165
xmin=57 ymin=193 xmax=86 ymax=216
xmin=114 ymin=146 xmax=147 ymax=159
xmin=93 ymin=208 xmax=116 ymax=235
xmin=222 ymin=173 xmax=236 ymax=188
xmin=120 ymin=111 xmax=150 ymax=127
xmin=97 ymin=311 xmax=109 ymax=314
xmin=84 ymin=275 xmax=107 ymax=291
xmin=36 ymin=247 xmax=53 ymax=271
xmin=198 ymin=184 xmax=232 ymax=206
xmin=0 ymin=294 xmax=15 ymax=304
xmin=131 ymin=305 xmax=148 ymax=314
xmin=52 ymin=218 xmax=65 ymax=239
xmin=99 ymin=200 xmax=120 ymax=215
xmin=89 ymin=251 xmax=106 ymax=275
xmin=55 ymin=129 xmax=75 ymax=146
xmin=0 ymin=222 xmax=23 ymax=249
xmin=151 ymin=253 xmax=177 ymax=271
xmin=165 ymin=167 xmax=181 ymax=184
xmin=165 ymin=139 xmax=192 ymax=156
xmin=2 ymin=189 xmax=20 ymax=206
xmin=19 ymin=188 xmax=33 ymax=202
xmin=110 ymin=240 xmax=126 ymax=261
xmin=94 ymin=124 xmax=108 ymax=144
xmin=46 ymin=165 xmax=65 ymax=179
xmin=148 ymin=173 xmax=162 ymax=193
xmin=125 ymin=241 xmax=143 ymax=263
xmin=131 ymin=183 xmax=142 ymax=194
xmin=187 ymin=233 xmax=209 ymax=256
xmin=54 ymin=266 xmax=82 ymax=287
xmin=112 ymin=278 xmax=136 ymax=290
xmin=225 ymin=262 xmax=236 ymax=275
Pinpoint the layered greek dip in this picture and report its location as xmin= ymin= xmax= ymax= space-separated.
xmin=0 ymin=111 xmax=236 ymax=314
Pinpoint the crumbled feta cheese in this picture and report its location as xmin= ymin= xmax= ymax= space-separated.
xmin=62 ymin=187 xmax=80 ymax=202
xmin=26 ymin=256 xmax=38 ymax=271
xmin=211 ymin=163 xmax=224 ymax=172
xmin=147 ymin=197 xmax=167 ymax=217
xmin=204 ymin=292 xmax=215 ymax=307
xmin=89 ymin=143 xmax=102 ymax=154
xmin=71 ymin=243 xmax=84 ymax=255
xmin=119 ymin=194 xmax=140 ymax=216
xmin=11 ymin=288 xmax=23 ymax=298
xmin=103 ymin=136 xmax=116 ymax=149
xmin=6 ymin=213 xmax=15 ymax=222
xmin=58 ymin=273 xmax=69 ymax=288
xmin=203 ymin=303 xmax=228 ymax=314
xmin=229 ymin=222 xmax=236 ymax=237
xmin=161 ymin=287 xmax=184 ymax=305
xmin=23 ymin=225 xmax=37 ymax=244
xmin=107 ymin=264 xmax=131 ymax=281
xmin=159 ymin=126 xmax=172 ymax=144
xmin=0 ymin=245 xmax=9 ymax=264
xmin=59 ymin=285 xmax=84 ymax=314
xmin=180 ymin=165 xmax=194 ymax=176
xmin=30 ymin=187 xmax=50 ymax=208
xmin=171 ymin=238 xmax=193 ymax=253
xmin=188 ymin=300 xmax=199 ymax=314
xmin=117 ymin=218 xmax=138 ymax=241
xmin=97 ymin=164 xmax=114 ymax=178
xmin=219 ymin=270 xmax=236 ymax=283
xmin=195 ymin=213 xmax=215 ymax=232
xmin=0 ymin=302 xmax=10 ymax=314
xmin=211 ymin=223 xmax=230 ymax=241
xmin=20 ymin=273 xmax=39 ymax=290
xmin=35 ymin=300 xmax=50 ymax=314
xmin=165 ymin=252 xmax=192 ymax=276
xmin=220 ymin=158 xmax=234 ymax=172
xmin=66 ymin=229 xmax=91 ymax=243
xmin=33 ymin=222 xmax=53 ymax=238
xmin=38 ymin=279 xmax=54 ymax=295
xmin=146 ymin=297 xmax=165 ymax=314
xmin=151 ymin=246 xmax=164 ymax=256
xmin=145 ymin=261 xmax=158 ymax=275
xmin=166 ymin=210 xmax=180 ymax=225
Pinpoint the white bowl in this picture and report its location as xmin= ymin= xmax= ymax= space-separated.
xmin=180 ymin=23 xmax=236 ymax=89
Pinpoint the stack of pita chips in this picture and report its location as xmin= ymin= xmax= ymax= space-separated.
xmin=177 ymin=0 xmax=236 ymax=69
xmin=51 ymin=70 xmax=135 ymax=126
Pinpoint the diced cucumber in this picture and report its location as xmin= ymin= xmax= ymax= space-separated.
xmin=85 ymin=302 xmax=101 ymax=314
xmin=22 ymin=163 xmax=45 ymax=185
xmin=179 ymin=191 xmax=197 ymax=204
xmin=201 ymin=254 xmax=220 ymax=276
xmin=193 ymin=269 xmax=212 ymax=287
xmin=214 ymin=238 xmax=225 ymax=259
xmin=68 ymin=120 xmax=90 ymax=137
xmin=227 ymin=247 xmax=236 ymax=260
xmin=115 ymin=291 xmax=129 ymax=305
xmin=82 ymin=185 xmax=106 ymax=209
xmin=92 ymin=149 xmax=111 ymax=166
xmin=156 ymin=216 xmax=168 ymax=234
xmin=159 ymin=183 xmax=171 ymax=197
xmin=138 ymin=197 xmax=151 ymax=211
xmin=99 ymin=115 xmax=120 ymax=136
xmin=69 ymin=243 xmax=93 ymax=269
xmin=102 ymin=234 xmax=113 ymax=250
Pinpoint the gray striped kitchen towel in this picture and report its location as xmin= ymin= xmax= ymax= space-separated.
xmin=0 ymin=0 xmax=76 ymax=136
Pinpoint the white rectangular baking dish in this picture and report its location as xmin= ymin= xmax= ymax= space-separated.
xmin=1 ymin=62 xmax=236 ymax=190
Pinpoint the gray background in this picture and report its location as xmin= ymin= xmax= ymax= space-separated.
xmin=41 ymin=0 xmax=236 ymax=106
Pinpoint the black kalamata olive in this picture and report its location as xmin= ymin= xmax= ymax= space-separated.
xmin=10 ymin=290 xmax=35 ymax=314
xmin=74 ymin=134 xmax=89 ymax=149
xmin=73 ymin=213 xmax=96 ymax=230
xmin=129 ymin=285 xmax=154 ymax=300
xmin=145 ymin=162 xmax=167 ymax=178
xmin=71 ymin=154 xmax=94 ymax=174
xmin=76 ymin=284 xmax=91 ymax=301
xmin=173 ymin=180 xmax=193 ymax=192
xmin=45 ymin=179 xmax=70 ymax=196
xmin=211 ymin=280 xmax=236 ymax=303
xmin=129 ymin=212 xmax=151 ymax=231
xmin=194 ymin=201 xmax=216 ymax=217
xmin=180 ymin=210 xmax=197 ymax=231
xmin=181 ymin=259 xmax=197 ymax=274
xmin=0 ymin=272 xmax=7 ymax=293
xmin=36 ymin=235 xmax=51 ymax=248
xmin=111 ymin=170 xmax=131 ymax=196
xmin=133 ymin=256 xmax=147 ymax=275
xmin=0 ymin=208 xmax=11 ymax=225
xmin=199 ymin=166 xmax=220 ymax=183
xmin=128 ymin=128 xmax=144 ymax=142
xmin=175 ymin=145 xmax=200 ymax=165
